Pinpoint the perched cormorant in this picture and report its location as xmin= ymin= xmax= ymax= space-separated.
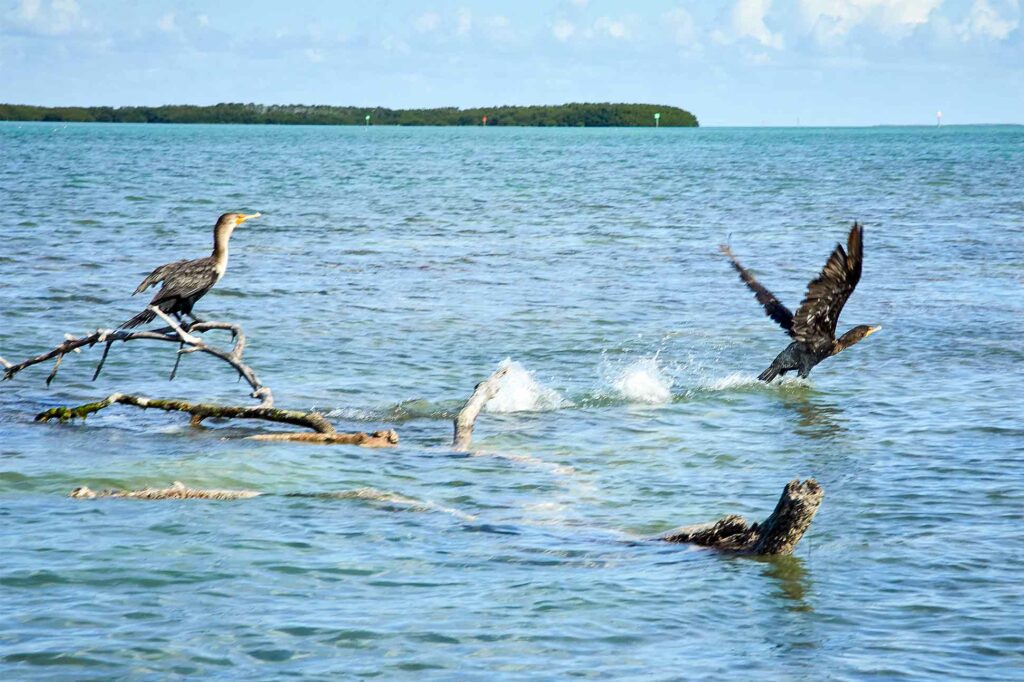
xmin=720 ymin=222 xmax=880 ymax=382
xmin=121 ymin=212 xmax=260 ymax=328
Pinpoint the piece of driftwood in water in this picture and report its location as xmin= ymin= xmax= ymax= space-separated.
xmin=249 ymin=430 xmax=399 ymax=447
xmin=35 ymin=393 xmax=399 ymax=447
xmin=658 ymin=479 xmax=824 ymax=556
xmin=2 ymin=311 xmax=273 ymax=406
xmin=452 ymin=364 xmax=511 ymax=451
xmin=70 ymin=481 xmax=261 ymax=500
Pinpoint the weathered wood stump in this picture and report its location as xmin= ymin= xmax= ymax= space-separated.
xmin=452 ymin=364 xmax=510 ymax=451
xmin=658 ymin=478 xmax=824 ymax=555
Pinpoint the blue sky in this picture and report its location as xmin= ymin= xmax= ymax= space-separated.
xmin=1 ymin=0 xmax=1021 ymax=125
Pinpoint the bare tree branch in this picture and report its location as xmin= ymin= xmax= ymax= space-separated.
xmin=71 ymin=481 xmax=260 ymax=500
xmin=248 ymin=430 xmax=399 ymax=447
xmin=3 ymin=313 xmax=270 ymax=405
xmin=657 ymin=479 xmax=824 ymax=556
xmin=452 ymin=364 xmax=510 ymax=451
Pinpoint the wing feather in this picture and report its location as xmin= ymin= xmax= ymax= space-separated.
xmin=791 ymin=223 xmax=864 ymax=352
xmin=133 ymin=260 xmax=190 ymax=295
xmin=146 ymin=257 xmax=219 ymax=307
xmin=719 ymin=244 xmax=794 ymax=335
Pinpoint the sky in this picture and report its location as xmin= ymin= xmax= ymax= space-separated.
xmin=1 ymin=0 xmax=1021 ymax=125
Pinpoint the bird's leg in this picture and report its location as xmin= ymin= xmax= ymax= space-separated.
xmin=169 ymin=343 xmax=185 ymax=381
xmin=168 ymin=320 xmax=186 ymax=380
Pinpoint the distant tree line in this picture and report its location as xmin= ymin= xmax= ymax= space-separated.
xmin=0 ymin=102 xmax=698 ymax=127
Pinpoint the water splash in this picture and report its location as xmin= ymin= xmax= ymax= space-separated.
xmin=485 ymin=360 xmax=569 ymax=413
xmin=611 ymin=357 xmax=673 ymax=404
xmin=698 ymin=372 xmax=809 ymax=392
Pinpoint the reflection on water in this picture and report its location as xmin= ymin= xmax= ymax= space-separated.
xmin=779 ymin=391 xmax=847 ymax=441
xmin=755 ymin=554 xmax=813 ymax=610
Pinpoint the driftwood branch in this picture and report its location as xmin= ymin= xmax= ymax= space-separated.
xmin=71 ymin=481 xmax=260 ymax=500
xmin=36 ymin=392 xmax=333 ymax=432
xmin=34 ymin=393 xmax=399 ymax=447
xmin=453 ymin=364 xmax=511 ymax=451
xmin=248 ymin=430 xmax=399 ymax=447
xmin=3 ymin=312 xmax=270 ymax=405
xmin=658 ymin=479 xmax=824 ymax=556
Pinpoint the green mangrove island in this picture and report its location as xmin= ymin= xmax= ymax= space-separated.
xmin=0 ymin=102 xmax=698 ymax=127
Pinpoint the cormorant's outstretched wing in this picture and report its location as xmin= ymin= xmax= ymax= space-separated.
xmin=791 ymin=222 xmax=863 ymax=353
xmin=719 ymin=244 xmax=794 ymax=335
xmin=133 ymin=260 xmax=190 ymax=295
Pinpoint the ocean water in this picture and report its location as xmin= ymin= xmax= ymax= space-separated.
xmin=1 ymin=122 xmax=1022 ymax=679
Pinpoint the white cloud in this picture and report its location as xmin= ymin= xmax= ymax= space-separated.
xmin=15 ymin=0 xmax=87 ymax=34
xmin=732 ymin=0 xmax=784 ymax=49
xmin=570 ymin=0 xmax=589 ymax=6
xmin=456 ymin=8 xmax=472 ymax=35
xmin=197 ymin=14 xmax=209 ymax=28
xmin=415 ymin=11 xmax=440 ymax=33
xmin=800 ymin=0 xmax=942 ymax=42
xmin=17 ymin=0 xmax=41 ymax=22
xmin=665 ymin=7 xmax=698 ymax=46
xmin=304 ymin=48 xmax=325 ymax=63
xmin=956 ymin=0 xmax=1019 ymax=40
xmin=593 ymin=16 xmax=628 ymax=39
xmin=552 ymin=19 xmax=576 ymax=41
xmin=157 ymin=12 xmax=175 ymax=32
xmin=483 ymin=14 xmax=513 ymax=40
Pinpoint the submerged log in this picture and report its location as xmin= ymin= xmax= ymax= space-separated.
xmin=248 ymin=430 xmax=399 ymax=447
xmin=658 ymin=478 xmax=824 ymax=556
xmin=35 ymin=393 xmax=398 ymax=448
xmin=452 ymin=364 xmax=510 ymax=451
xmin=70 ymin=481 xmax=260 ymax=500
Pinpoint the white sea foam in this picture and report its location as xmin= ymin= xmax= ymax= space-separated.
xmin=700 ymin=372 xmax=808 ymax=391
xmin=611 ymin=357 xmax=673 ymax=404
xmin=703 ymin=372 xmax=761 ymax=391
xmin=485 ymin=359 xmax=568 ymax=413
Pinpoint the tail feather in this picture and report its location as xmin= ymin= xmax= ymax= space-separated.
xmin=119 ymin=308 xmax=156 ymax=329
xmin=758 ymin=364 xmax=780 ymax=383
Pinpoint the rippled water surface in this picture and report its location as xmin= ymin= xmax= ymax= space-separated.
xmin=1 ymin=123 xmax=1022 ymax=679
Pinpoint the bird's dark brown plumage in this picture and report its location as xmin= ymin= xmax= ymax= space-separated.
xmin=720 ymin=222 xmax=878 ymax=382
xmin=120 ymin=212 xmax=258 ymax=329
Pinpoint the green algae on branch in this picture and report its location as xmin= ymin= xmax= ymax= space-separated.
xmin=0 ymin=102 xmax=699 ymax=127
xmin=35 ymin=392 xmax=399 ymax=447
xmin=35 ymin=392 xmax=333 ymax=432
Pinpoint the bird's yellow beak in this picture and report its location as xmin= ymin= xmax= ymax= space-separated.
xmin=237 ymin=212 xmax=261 ymax=224
xmin=867 ymin=325 xmax=882 ymax=336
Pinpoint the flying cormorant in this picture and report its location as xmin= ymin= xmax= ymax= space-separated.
xmin=121 ymin=212 xmax=260 ymax=328
xmin=720 ymin=222 xmax=880 ymax=382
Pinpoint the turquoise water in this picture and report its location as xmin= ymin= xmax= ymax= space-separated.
xmin=1 ymin=122 xmax=1022 ymax=679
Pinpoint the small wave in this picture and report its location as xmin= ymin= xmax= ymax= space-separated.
xmin=326 ymin=399 xmax=459 ymax=423
xmin=697 ymin=372 xmax=810 ymax=392
xmin=311 ymin=487 xmax=476 ymax=521
xmin=611 ymin=358 xmax=673 ymax=404
xmin=472 ymin=451 xmax=578 ymax=477
xmin=485 ymin=359 xmax=570 ymax=413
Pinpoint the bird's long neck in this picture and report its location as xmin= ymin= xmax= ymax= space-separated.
xmin=212 ymin=227 xmax=232 ymax=276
